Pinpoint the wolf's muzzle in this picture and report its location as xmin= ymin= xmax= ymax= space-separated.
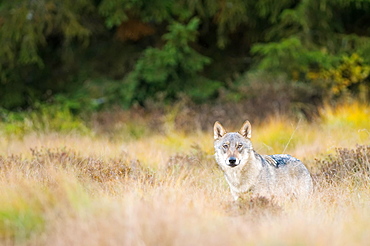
xmin=227 ymin=157 xmax=239 ymax=167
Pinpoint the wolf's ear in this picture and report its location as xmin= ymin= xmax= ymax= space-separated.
xmin=239 ymin=120 xmax=252 ymax=139
xmin=214 ymin=121 xmax=226 ymax=139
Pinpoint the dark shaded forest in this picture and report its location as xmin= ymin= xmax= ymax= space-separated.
xmin=1 ymin=0 xmax=369 ymax=121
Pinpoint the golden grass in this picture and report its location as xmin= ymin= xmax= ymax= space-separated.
xmin=0 ymin=102 xmax=369 ymax=245
xmin=253 ymin=102 xmax=370 ymax=159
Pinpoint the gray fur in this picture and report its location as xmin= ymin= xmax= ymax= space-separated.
xmin=214 ymin=121 xmax=313 ymax=201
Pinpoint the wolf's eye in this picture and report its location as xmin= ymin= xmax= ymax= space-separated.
xmin=237 ymin=143 xmax=243 ymax=150
xmin=222 ymin=144 xmax=229 ymax=150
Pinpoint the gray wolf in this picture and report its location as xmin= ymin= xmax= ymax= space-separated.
xmin=214 ymin=120 xmax=313 ymax=201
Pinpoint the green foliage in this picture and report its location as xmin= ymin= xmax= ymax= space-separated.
xmin=0 ymin=102 xmax=90 ymax=136
xmin=251 ymin=0 xmax=370 ymax=100
xmin=98 ymin=0 xmax=268 ymax=47
xmin=0 ymin=0 xmax=93 ymax=69
xmin=308 ymin=54 xmax=370 ymax=98
xmin=0 ymin=205 xmax=44 ymax=241
xmin=99 ymin=0 xmax=176 ymax=27
xmin=251 ymin=37 xmax=339 ymax=80
xmin=1 ymin=0 xmax=370 ymax=117
xmin=124 ymin=18 xmax=221 ymax=105
xmin=0 ymin=0 xmax=94 ymax=109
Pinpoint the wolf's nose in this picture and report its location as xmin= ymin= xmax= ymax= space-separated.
xmin=228 ymin=157 xmax=237 ymax=166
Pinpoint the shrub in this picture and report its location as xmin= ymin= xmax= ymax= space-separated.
xmin=314 ymin=145 xmax=370 ymax=188
xmin=0 ymin=103 xmax=90 ymax=136
xmin=124 ymin=17 xmax=221 ymax=106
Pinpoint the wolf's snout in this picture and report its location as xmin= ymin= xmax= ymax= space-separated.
xmin=227 ymin=157 xmax=239 ymax=167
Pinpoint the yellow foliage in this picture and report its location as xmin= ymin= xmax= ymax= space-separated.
xmin=320 ymin=101 xmax=370 ymax=129
xmin=308 ymin=53 xmax=370 ymax=96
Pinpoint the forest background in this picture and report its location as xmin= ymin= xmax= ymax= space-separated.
xmin=1 ymin=0 xmax=370 ymax=134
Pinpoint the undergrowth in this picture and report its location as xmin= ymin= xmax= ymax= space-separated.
xmin=0 ymin=101 xmax=369 ymax=245
xmin=0 ymin=148 xmax=153 ymax=184
xmin=314 ymin=145 xmax=370 ymax=188
xmin=0 ymin=144 xmax=369 ymax=244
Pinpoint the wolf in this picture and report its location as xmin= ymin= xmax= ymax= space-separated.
xmin=214 ymin=120 xmax=313 ymax=201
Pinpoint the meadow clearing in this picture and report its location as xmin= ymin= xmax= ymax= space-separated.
xmin=0 ymin=102 xmax=369 ymax=245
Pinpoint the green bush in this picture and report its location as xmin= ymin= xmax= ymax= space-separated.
xmin=123 ymin=18 xmax=221 ymax=106
xmin=0 ymin=102 xmax=90 ymax=136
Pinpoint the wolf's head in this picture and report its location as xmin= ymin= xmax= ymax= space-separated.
xmin=213 ymin=121 xmax=253 ymax=168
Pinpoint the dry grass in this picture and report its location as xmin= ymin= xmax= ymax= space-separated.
xmin=0 ymin=102 xmax=369 ymax=245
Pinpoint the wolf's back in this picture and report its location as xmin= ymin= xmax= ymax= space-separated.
xmin=261 ymin=154 xmax=313 ymax=198
xmin=268 ymin=154 xmax=300 ymax=167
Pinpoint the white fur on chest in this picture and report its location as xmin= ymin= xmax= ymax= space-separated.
xmin=223 ymin=164 xmax=259 ymax=194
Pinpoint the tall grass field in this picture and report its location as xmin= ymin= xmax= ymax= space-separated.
xmin=0 ymin=102 xmax=369 ymax=245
